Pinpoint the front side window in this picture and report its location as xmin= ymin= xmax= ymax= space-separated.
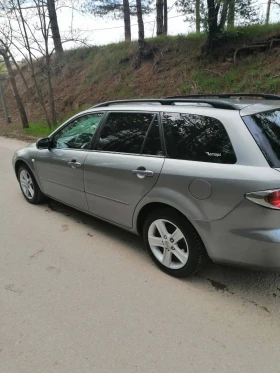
xmin=243 ymin=109 xmax=280 ymax=168
xmin=52 ymin=113 xmax=103 ymax=150
xmin=96 ymin=112 xmax=155 ymax=154
xmin=162 ymin=112 xmax=236 ymax=164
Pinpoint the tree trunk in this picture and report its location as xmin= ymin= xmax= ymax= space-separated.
xmin=265 ymin=0 xmax=271 ymax=24
xmin=219 ymin=0 xmax=229 ymax=31
xmin=204 ymin=0 xmax=220 ymax=52
xmin=47 ymin=0 xmax=63 ymax=54
xmin=123 ymin=0 xmax=131 ymax=42
xmin=2 ymin=52 xmax=29 ymax=129
xmin=136 ymin=0 xmax=145 ymax=54
xmin=156 ymin=0 xmax=164 ymax=36
xmin=163 ymin=0 xmax=168 ymax=35
xmin=10 ymin=54 xmax=29 ymax=93
xmin=227 ymin=0 xmax=235 ymax=29
xmin=46 ymin=56 xmax=57 ymax=127
xmin=196 ymin=0 xmax=200 ymax=33
xmin=0 ymin=79 xmax=10 ymax=124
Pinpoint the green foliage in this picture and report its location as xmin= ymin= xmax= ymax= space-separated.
xmin=176 ymin=0 xmax=207 ymax=31
xmin=82 ymin=0 xmax=153 ymax=18
xmin=177 ymin=0 xmax=260 ymax=31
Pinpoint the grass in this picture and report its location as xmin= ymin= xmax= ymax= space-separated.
xmin=24 ymin=104 xmax=93 ymax=137
xmin=233 ymin=22 xmax=280 ymax=40
xmin=146 ymin=33 xmax=206 ymax=43
xmin=0 ymin=61 xmax=7 ymax=74
xmin=25 ymin=122 xmax=59 ymax=137
xmin=58 ymin=22 xmax=280 ymax=71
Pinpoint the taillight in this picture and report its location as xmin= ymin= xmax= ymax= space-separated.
xmin=246 ymin=189 xmax=280 ymax=210
xmin=265 ymin=191 xmax=280 ymax=208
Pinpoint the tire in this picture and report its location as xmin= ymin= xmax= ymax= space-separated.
xmin=18 ymin=165 xmax=46 ymax=204
xmin=143 ymin=208 xmax=206 ymax=278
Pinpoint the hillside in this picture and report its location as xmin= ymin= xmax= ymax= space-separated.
xmin=1 ymin=23 xmax=280 ymax=138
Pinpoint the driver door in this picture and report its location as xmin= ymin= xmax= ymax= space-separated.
xmin=36 ymin=113 xmax=103 ymax=211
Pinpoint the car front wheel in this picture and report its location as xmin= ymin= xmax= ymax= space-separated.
xmin=143 ymin=208 xmax=206 ymax=278
xmin=18 ymin=165 xmax=45 ymax=204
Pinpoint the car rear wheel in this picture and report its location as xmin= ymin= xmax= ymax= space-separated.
xmin=18 ymin=165 xmax=45 ymax=204
xmin=143 ymin=208 xmax=206 ymax=277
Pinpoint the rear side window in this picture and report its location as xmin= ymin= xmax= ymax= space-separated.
xmin=162 ymin=112 xmax=236 ymax=164
xmin=141 ymin=118 xmax=163 ymax=156
xmin=243 ymin=109 xmax=280 ymax=168
xmin=96 ymin=112 xmax=154 ymax=154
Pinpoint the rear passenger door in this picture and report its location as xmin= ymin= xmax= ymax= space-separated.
xmin=158 ymin=112 xmax=238 ymax=220
xmin=84 ymin=111 xmax=164 ymax=228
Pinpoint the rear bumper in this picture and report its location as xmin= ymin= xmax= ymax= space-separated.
xmin=195 ymin=199 xmax=280 ymax=270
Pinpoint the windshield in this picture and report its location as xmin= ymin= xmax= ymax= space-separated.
xmin=243 ymin=109 xmax=280 ymax=168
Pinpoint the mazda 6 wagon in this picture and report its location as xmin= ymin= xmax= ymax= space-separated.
xmin=13 ymin=94 xmax=280 ymax=277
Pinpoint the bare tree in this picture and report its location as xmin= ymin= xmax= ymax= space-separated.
xmin=47 ymin=0 xmax=63 ymax=53
xmin=227 ymin=0 xmax=235 ymax=29
xmin=3 ymin=0 xmax=88 ymax=128
xmin=220 ymin=0 xmax=229 ymax=30
xmin=0 ymin=4 xmax=29 ymax=128
xmin=156 ymin=0 xmax=167 ymax=35
xmin=156 ymin=0 xmax=164 ymax=35
xmin=123 ymin=0 xmax=131 ymax=42
xmin=195 ymin=0 xmax=200 ymax=33
xmin=36 ymin=0 xmax=57 ymax=125
xmin=1 ymin=49 xmax=29 ymax=128
xmin=136 ymin=0 xmax=145 ymax=67
xmin=0 ymin=76 xmax=10 ymax=124
xmin=265 ymin=0 xmax=272 ymax=24
xmin=13 ymin=0 xmax=52 ymax=127
xmin=9 ymin=53 xmax=29 ymax=92
xmin=163 ymin=0 xmax=167 ymax=34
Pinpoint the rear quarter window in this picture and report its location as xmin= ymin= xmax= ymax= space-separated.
xmin=162 ymin=112 xmax=236 ymax=164
xmin=243 ymin=109 xmax=280 ymax=168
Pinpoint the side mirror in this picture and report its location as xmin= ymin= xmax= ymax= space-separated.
xmin=36 ymin=137 xmax=50 ymax=149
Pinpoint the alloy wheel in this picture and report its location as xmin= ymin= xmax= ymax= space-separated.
xmin=148 ymin=219 xmax=189 ymax=269
xmin=20 ymin=169 xmax=35 ymax=199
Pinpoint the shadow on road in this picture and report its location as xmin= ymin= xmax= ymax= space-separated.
xmin=45 ymin=199 xmax=280 ymax=315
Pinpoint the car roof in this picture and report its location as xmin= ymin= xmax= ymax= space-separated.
xmin=238 ymin=100 xmax=280 ymax=116
xmin=82 ymin=99 xmax=280 ymax=116
xmin=83 ymin=103 xmax=242 ymax=117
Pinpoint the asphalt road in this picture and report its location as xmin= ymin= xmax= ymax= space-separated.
xmin=1 ymin=137 xmax=280 ymax=373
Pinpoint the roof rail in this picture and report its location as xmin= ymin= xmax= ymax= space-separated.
xmin=165 ymin=93 xmax=280 ymax=100
xmin=93 ymin=99 xmax=238 ymax=110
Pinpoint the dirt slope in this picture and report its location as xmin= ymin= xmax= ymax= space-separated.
xmin=1 ymin=24 xmax=280 ymax=136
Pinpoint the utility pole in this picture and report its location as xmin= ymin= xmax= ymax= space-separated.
xmin=0 ymin=78 xmax=11 ymax=124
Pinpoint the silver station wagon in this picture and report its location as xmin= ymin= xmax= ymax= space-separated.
xmin=13 ymin=94 xmax=280 ymax=277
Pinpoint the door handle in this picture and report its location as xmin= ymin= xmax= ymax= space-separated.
xmin=68 ymin=160 xmax=81 ymax=169
xmin=132 ymin=168 xmax=154 ymax=178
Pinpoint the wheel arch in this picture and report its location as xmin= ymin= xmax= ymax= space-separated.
xmin=136 ymin=202 xmax=193 ymax=235
xmin=15 ymin=159 xmax=39 ymax=186
xmin=135 ymin=201 xmax=210 ymax=257
xmin=15 ymin=159 xmax=31 ymax=179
